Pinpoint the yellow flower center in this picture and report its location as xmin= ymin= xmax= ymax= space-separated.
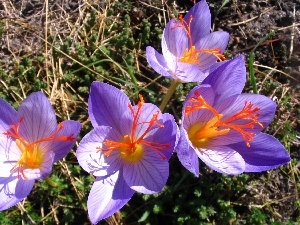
xmin=16 ymin=140 xmax=45 ymax=169
xmin=119 ymin=135 xmax=144 ymax=162
xmin=188 ymin=115 xmax=230 ymax=148
xmin=185 ymin=91 xmax=264 ymax=148
xmin=97 ymin=95 xmax=170 ymax=163
xmin=4 ymin=118 xmax=75 ymax=179
xmin=171 ymin=15 xmax=225 ymax=65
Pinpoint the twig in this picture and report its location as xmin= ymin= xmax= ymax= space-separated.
xmin=289 ymin=4 xmax=296 ymax=59
xmin=253 ymin=63 xmax=298 ymax=81
xmin=275 ymin=23 xmax=300 ymax=31
xmin=161 ymin=0 xmax=167 ymax=26
xmin=45 ymin=0 xmax=50 ymax=93
xmin=39 ymin=205 xmax=60 ymax=224
xmin=138 ymin=0 xmax=167 ymax=12
xmin=229 ymin=7 xmax=275 ymax=27
xmin=17 ymin=202 xmax=37 ymax=224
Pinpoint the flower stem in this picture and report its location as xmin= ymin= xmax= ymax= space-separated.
xmin=45 ymin=176 xmax=58 ymax=188
xmin=173 ymin=170 xmax=189 ymax=192
xmin=159 ymin=80 xmax=180 ymax=111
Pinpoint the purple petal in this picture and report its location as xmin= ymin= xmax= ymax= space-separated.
xmin=145 ymin=46 xmax=174 ymax=79
xmin=230 ymin=133 xmax=290 ymax=172
xmin=112 ymin=170 xmax=135 ymax=199
xmin=87 ymin=172 xmax=134 ymax=224
xmin=39 ymin=120 xmax=81 ymax=162
xmin=15 ymin=179 xmax=35 ymax=198
xmin=0 ymin=137 xmax=20 ymax=177
xmin=88 ymin=82 xmax=130 ymax=133
xmin=204 ymin=59 xmax=230 ymax=74
xmin=76 ymin=126 xmax=123 ymax=177
xmin=147 ymin=113 xmax=178 ymax=160
xmin=0 ymin=177 xmax=34 ymax=211
xmin=195 ymin=146 xmax=245 ymax=175
xmin=162 ymin=26 xmax=204 ymax=82
xmin=202 ymin=55 xmax=246 ymax=103
xmin=196 ymin=31 xmax=230 ymax=71
xmin=173 ymin=62 xmax=206 ymax=82
xmin=0 ymin=98 xmax=18 ymax=132
xmin=176 ymin=127 xmax=200 ymax=177
xmin=184 ymin=0 xmax=211 ymax=41
xmin=199 ymin=131 xmax=244 ymax=147
xmin=123 ymin=149 xmax=169 ymax=194
xmin=18 ymin=92 xmax=57 ymax=143
xmin=163 ymin=19 xmax=189 ymax=57
xmin=0 ymin=176 xmax=20 ymax=211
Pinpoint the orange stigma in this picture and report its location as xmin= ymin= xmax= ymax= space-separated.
xmin=4 ymin=118 xmax=75 ymax=179
xmin=171 ymin=15 xmax=225 ymax=65
xmin=97 ymin=95 xmax=170 ymax=162
xmin=185 ymin=91 xmax=264 ymax=148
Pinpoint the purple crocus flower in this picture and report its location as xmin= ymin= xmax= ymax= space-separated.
xmin=0 ymin=91 xmax=81 ymax=211
xmin=176 ymin=55 xmax=290 ymax=175
xmin=76 ymin=82 xmax=178 ymax=224
xmin=146 ymin=0 xmax=229 ymax=82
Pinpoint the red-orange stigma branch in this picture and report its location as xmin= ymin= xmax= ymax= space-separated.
xmin=4 ymin=120 xmax=74 ymax=145
xmin=196 ymin=48 xmax=226 ymax=61
xmin=217 ymin=101 xmax=264 ymax=147
xmin=185 ymin=91 xmax=219 ymax=118
xmin=172 ymin=15 xmax=194 ymax=47
xmin=30 ymin=123 xmax=75 ymax=146
xmin=185 ymin=92 xmax=264 ymax=147
xmin=128 ymin=94 xmax=144 ymax=142
xmin=10 ymin=163 xmax=26 ymax=179
xmin=3 ymin=118 xmax=27 ymax=143
xmin=98 ymin=95 xmax=169 ymax=160
xmin=97 ymin=140 xmax=130 ymax=156
xmin=141 ymin=140 xmax=169 ymax=160
xmin=135 ymin=111 xmax=162 ymax=143
xmin=220 ymin=101 xmax=263 ymax=127
xmin=171 ymin=16 xmax=226 ymax=62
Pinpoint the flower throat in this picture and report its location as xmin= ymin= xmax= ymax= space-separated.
xmin=97 ymin=95 xmax=170 ymax=162
xmin=171 ymin=15 xmax=225 ymax=64
xmin=4 ymin=118 xmax=75 ymax=179
xmin=185 ymin=91 xmax=264 ymax=148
